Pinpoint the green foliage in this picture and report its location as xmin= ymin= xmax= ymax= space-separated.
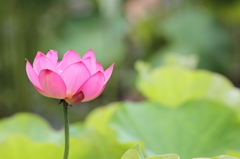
xmin=2 ymin=0 xmax=240 ymax=158
xmin=193 ymin=156 xmax=239 ymax=159
xmin=161 ymin=7 xmax=228 ymax=55
xmin=41 ymin=16 xmax=126 ymax=68
xmin=1 ymin=64 xmax=240 ymax=158
xmin=210 ymin=156 xmax=239 ymax=159
xmin=149 ymin=6 xmax=230 ymax=71
xmin=0 ymin=112 xmax=130 ymax=159
xmin=110 ymin=100 xmax=240 ymax=158
xmin=0 ymin=113 xmax=61 ymax=143
xmin=121 ymin=144 xmax=237 ymax=159
xmin=135 ymin=61 xmax=237 ymax=108
xmin=121 ymin=144 xmax=179 ymax=159
xmin=121 ymin=144 xmax=145 ymax=159
xmin=226 ymin=151 xmax=240 ymax=158
xmin=0 ymin=135 xmax=62 ymax=159
xmin=114 ymin=64 xmax=240 ymax=158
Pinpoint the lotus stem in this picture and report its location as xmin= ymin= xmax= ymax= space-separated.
xmin=62 ymin=100 xmax=69 ymax=159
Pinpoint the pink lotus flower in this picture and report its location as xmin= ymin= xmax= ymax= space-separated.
xmin=26 ymin=49 xmax=114 ymax=105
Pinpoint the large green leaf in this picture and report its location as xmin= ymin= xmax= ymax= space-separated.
xmin=193 ymin=155 xmax=239 ymax=159
xmin=146 ymin=155 xmax=180 ymax=159
xmin=85 ymin=102 xmax=121 ymax=135
xmin=81 ymin=103 xmax=135 ymax=159
xmin=136 ymin=62 xmax=239 ymax=108
xmin=0 ymin=129 xmax=129 ymax=159
xmin=121 ymin=144 xmax=144 ymax=159
xmin=122 ymin=149 xmax=142 ymax=159
xmin=69 ymin=127 xmax=131 ymax=159
xmin=211 ymin=156 xmax=238 ymax=159
xmin=0 ymin=113 xmax=61 ymax=143
xmin=0 ymin=111 xmax=130 ymax=159
xmin=121 ymin=144 xmax=179 ymax=159
xmin=110 ymin=101 xmax=240 ymax=159
xmin=0 ymin=135 xmax=62 ymax=159
xmin=226 ymin=151 xmax=240 ymax=158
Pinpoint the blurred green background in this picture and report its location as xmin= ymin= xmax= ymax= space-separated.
xmin=1 ymin=0 xmax=240 ymax=127
xmin=2 ymin=0 xmax=240 ymax=158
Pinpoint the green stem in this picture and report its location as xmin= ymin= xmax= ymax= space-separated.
xmin=62 ymin=100 xmax=69 ymax=159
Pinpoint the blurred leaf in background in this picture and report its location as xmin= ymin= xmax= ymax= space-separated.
xmin=135 ymin=61 xmax=237 ymax=108
xmin=0 ymin=111 xmax=132 ymax=159
xmin=149 ymin=6 xmax=230 ymax=72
